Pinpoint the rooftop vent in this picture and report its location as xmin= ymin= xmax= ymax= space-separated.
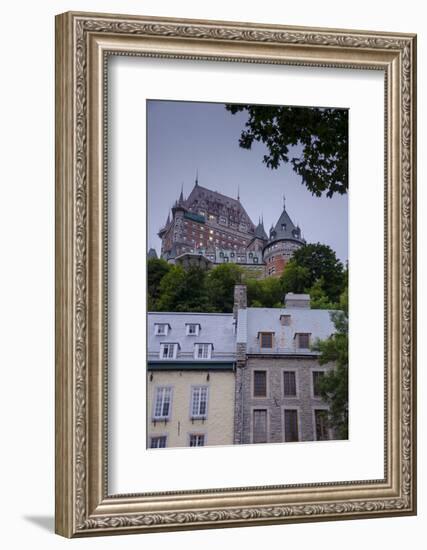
xmin=284 ymin=293 xmax=311 ymax=309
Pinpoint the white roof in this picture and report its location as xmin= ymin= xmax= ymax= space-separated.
xmin=148 ymin=312 xmax=236 ymax=360
xmin=239 ymin=307 xmax=337 ymax=354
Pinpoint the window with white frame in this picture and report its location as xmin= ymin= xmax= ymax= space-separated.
xmin=154 ymin=323 xmax=169 ymax=336
xmin=153 ymin=387 xmax=172 ymax=420
xmin=159 ymin=343 xmax=178 ymax=359
xmin=194 ymin=343 xmax=212 ymax=360
xmin=190 ymin=386 xmax=208 ymax=418
xmin=189 ymin=434 xmax=205 ymax=447
xmin=186 ymin=323 xmax=200 ymax=336
xmin=150 ymin=436 xmax=167 ymax=448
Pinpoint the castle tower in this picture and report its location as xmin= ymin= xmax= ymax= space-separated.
xmin=262 ymin=196 xmax=305 ymax=278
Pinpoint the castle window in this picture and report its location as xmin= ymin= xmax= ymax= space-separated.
xmin=249 ymin=252 xmax=253 ymax=259
xmin=253 ymin=257 xmax=258 ymax=263
xmin=281 ymin=223 xmax=287 ymax=231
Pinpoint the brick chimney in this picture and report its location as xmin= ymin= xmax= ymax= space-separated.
xmin=284 ymin=293 xmax=311 ymax=309
xmin=233 ymin=284 xmax=247 ymax=320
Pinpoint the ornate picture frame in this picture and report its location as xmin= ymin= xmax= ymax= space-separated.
xmin=55 ymin=11 xmax=416 ymax=537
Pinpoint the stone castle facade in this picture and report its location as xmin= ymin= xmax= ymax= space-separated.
xmin=157 ymin=178 xmax=306 ymax=278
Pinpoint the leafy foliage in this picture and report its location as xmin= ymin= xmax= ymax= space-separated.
xmin=312 ymin=288 xmax=349 ymax=439
xmin=226 ymin=104 xmax=348 ymax=197
xmin=207 ymin=263 xmax=244 ymax=312
xmin=147 ymin=258 xmax=171 ymax=310
xmin=282 ymin=243 xmax=345 ymax=304
xmin=156 ymin=265 xmax=213 ymax=312
xmin=246 ymin=277 xmax=283 ymax=308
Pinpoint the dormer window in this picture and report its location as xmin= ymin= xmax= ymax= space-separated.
xmin=295 ymin=333 xmax=311 ymax=350
xmin=281 ymin=223 xmax=287 ymax=231
xmin=258 ymin=332 xmax=274 ymax=349
xmin=154 ymin=323 xmax=170 ymax=336
xmin=159 ymin=343 xmax=179 ymax=359
xmin=186 ymin=323 xmax=200 ymax=336
xmin=194 ymin=343 xmax=213 ymax=360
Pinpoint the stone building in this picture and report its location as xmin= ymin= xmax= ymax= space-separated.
xmin=233 ymin=286 xmax=338 ymax=444
xmin=147 ymin=312 xmax=236 ymax=448
xmin=157 ymin=178 xmax=305 ymax=278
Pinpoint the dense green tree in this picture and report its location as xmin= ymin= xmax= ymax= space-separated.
xmin=156 ymin=265 xmax=212 ymax=312
xmin=226 ymin=104 xmax=348 ymax=197
xmin=147 ymin=258 xmax=171 ymax=310
xmin=247 ymin=277 xmax=283 ymax=308
xmin=206 ymin=263 xmax=243 ymax=313
xmin=312 ymin=288 xmax=348 ymax=439
xmin=280 ymin=261 xmax=311 ymax=295
xmin=307 ymin=278 xmax=338 ymax=310
xmin=282 ymin=243 xmax=345 ymax=304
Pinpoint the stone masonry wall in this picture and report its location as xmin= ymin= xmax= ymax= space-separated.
xmin=240 ymin=356 xmax=335 ymax=444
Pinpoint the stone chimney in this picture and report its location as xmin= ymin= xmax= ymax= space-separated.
xmin=233 ymin=284 xmax=247 ymax=321
xmin=284 ymin=293 xmax=311 ymax=309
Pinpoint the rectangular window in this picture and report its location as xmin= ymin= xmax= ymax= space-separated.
xmin=253 ymin=371 xmax=267 ymax=397
xmin=284 ymin=409 xmax=299 ymax=442
xmin=159 ymin=343 xmax=178 ymax=359
xmin=153 ymin=387 xmax=172 ymax=420
xmin=312 ymin=371 xmax=325 ymax=397
xmin=189 ymin=434 xmax=205 ymax=447
xmin=186 ymin=323 xmax=200 ymax=336
xmin=283 ymin=371 xmax=297 ymax=396
xmin=259 ymin=332 xmax=273 ymax=349
xmin=194 ymin=343 xmax=212 ymax=359
xmin=253 ymin=409 xmax=267 ymax=443
xmin=297 ymin=333 xmax=310 ymax=349
xmin=280 ymin=314 xmax=291 ymax=326
xmin=154 ymin=323 xmax=169 ymax=336
xmin=150 ymin=436 xmax=167 ymax=448
xmin=191 ymin=386 xmax=209 ymax=418
xmin=315 ymin=410 xmax=329 ymax=441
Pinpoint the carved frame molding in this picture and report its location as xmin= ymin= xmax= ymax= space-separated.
xmin=55 ymin=12 xmax=416 ymax=537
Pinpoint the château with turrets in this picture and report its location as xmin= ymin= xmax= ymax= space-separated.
xmin=155 ymin=177 xmax=306 ymax=279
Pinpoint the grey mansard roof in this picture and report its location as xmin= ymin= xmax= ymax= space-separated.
xmin=237 ymin=306 xmax=336 ymax=355
xmin=148 ymin=311 xmax=236 ymax=362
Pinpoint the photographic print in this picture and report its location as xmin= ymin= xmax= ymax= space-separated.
xmin=147 ymin=100 xmax=348 ymax=449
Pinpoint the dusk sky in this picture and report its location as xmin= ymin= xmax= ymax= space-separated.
xmin=147 ymin=100 xmax=348 ymax=264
